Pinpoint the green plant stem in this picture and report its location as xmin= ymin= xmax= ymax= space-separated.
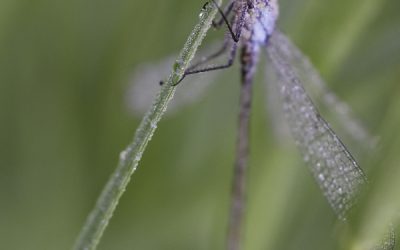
xmin=72 ymin=2 xmax=221 ymax=249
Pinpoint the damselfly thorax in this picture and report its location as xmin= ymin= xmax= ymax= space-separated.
xmin=233 ymin=0 xmax=279 ymax=85
xmin=238 ymin=0 xmax=279 ymax=45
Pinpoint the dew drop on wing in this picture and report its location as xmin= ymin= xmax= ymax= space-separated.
xmin=266 ymin=31 xmax=395 ymax=250
xmin=268 ymin=30 xmax=377 ymax=149
xmin=266 ymin=31 xmax=367 ymax=218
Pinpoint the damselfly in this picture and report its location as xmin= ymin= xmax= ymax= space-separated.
xmin=129 ymin=1 xmax=395 ymax=249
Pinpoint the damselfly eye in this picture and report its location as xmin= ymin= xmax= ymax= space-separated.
xmin=247 ymin=1 xmax=254 ymax=9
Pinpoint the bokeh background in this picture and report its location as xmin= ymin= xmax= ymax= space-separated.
xmin=0 ymin=0 xmax=399 ymax=249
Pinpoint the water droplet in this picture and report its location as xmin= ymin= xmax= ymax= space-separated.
xmin=150 ymin=121 xmax=157 ymax=129
xmin=134 ymin=153 xmax=142 ymax=162
xmin=119 ymin=150 xmax=128 ymax=161
xmin=199 ymin=1 xmax=209 ymax=19
xmin=173 ymin=60 xmax=184 ymax=73
xmin=318 ymin=173 xmax=325 ymax=181
xmin=199 ymin=12 xmax=205 ymax=19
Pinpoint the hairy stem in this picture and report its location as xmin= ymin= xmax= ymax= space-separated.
xmin=72 ymin=2 xmax=221 ymax=249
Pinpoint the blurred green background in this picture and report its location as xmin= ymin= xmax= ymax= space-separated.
xmin=0 ymin=0 xmax=399 ymax=249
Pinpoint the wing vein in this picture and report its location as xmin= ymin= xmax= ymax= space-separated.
xmin=267 ymin=34 xmax=367 ymax=218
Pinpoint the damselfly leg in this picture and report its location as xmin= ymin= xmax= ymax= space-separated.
xmin=176 ymin=42 xmax=237 ymax=85
xmin=212 ymin=0 xmax=235 ymax=29
xmin=163 ymin=0 xmax=248 ymax=86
